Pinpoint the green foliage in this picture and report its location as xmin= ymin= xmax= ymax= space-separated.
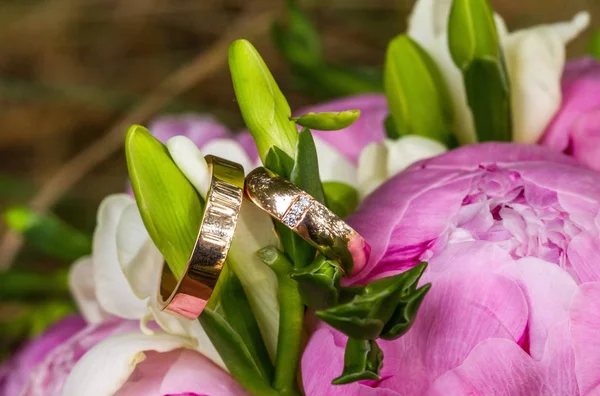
xmin=292 ymin=110 xmax=361 ymax=131
xmin=200 ymin=266 xmax=276 ymax=396
xmin=316 ymin=263 xmax=430 ymax=340
xmin=229 ymin=39 xmax=298 ymax=162
xmin=257 ymin=247 xmax=303 ymax=396
xmin=126 ymin=125 xmax=202 ymax=279
xmin=290 ymin=128 xmax=326 ymax=205
xmin=448 ymin=0 xmax=512 ymax=142
xmin=588 ymin=28 xmax=600 ymax=59
xmin=322 ymin=182 xmax=359 ymax=219
xmin=0 ymin=269 xmax=70 ymax=301
xmin=272 ymin=0 xmax=382 ymax=99
xmin=448 ymin=0 xmax=499 ymax=68
xmin=4 ymin=206 xmax=91 ymax=263
xmin=290 ymin=255 xmax=343 ymax=310
xmin=384 ymin=35 xmax=454 ymax=144
xmin=332 ymin=338 xmax=383 ymax=385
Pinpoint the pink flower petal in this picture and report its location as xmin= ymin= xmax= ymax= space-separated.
xmin=570 ymin=282 xmax=600 ymax=394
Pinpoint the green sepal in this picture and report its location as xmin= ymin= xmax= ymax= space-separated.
xmin=4 ymin=206 xmax=91 ymax=263
xmin=126 ymin=125 xmax=203 ymax=279
xmin=332 ymin=338 xmax=383 ymax=385
xmin=291 ymin=110 xmax=360 ymax=131
xmin=265 ymin=146 xmax=295 ymax=178
xmin=384 ymin=114 xmax=398 ymax=139
xmin=380 ymin=282 xmax=431 ymax=340
xmin=290 ymin=255 xmax=343 ymax=310
xmin=463 ymin=58 xmax=512 ymax=142
xmin=257 ymin=246 xmax=303 ymax=396
xmin=290 ymin=128 xmax=325 ymax=204
xmin=316 ymin=263 xmax=430 ymax=339
xmin=267 ymin=128 xmax=326 ymax=269
xmin=448 ymin=0 xmax=512 ymax=142
xmin=0 ymin=269 xmax=69 ymax=301
xmin=200 ymin=265 xmax=276 ymax=396
xmin=229 ymin=39 xmax=298 ymax=162
xmin=322 ymin=182 xmax=359 ymax=218
xmin=384 ymin=34 xmax=454 ymax=145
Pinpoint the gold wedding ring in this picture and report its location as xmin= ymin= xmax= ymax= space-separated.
xmin=245 ymin=167 xmax=370 ymax=275
xmin=159 ymin=155 xmax=244 ymax=319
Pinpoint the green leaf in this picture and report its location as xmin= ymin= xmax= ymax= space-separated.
xmin=316 ymin=263 xmax=430 ymax=339
xmin=0 ymin=269 xmax=69 ymax=301
xmin=381 ymin=283 xmax=431 ymax=340
xmin=4 ymin=206 xmax=91 ymax=262
xmin=257 ymin=247 xmax=304 ymax=396
xmin=229 ymin=39 xmax=298 ymax=162
xmin=290 ymin=128 xmax=325 ymax=204
xmin=448 ymin=0 xmax=512 ymax=142
xmin=264 ymin=146 xmax=295 ymax=179
xmin=292 ymin=110 xmax=360 ymax=131
xmin=126 ymin=125 xmax=203 ymax=279
xmin=290 ymin=255 xmax=343 ymax=309
xmin=332 ymin=338 xmax=383 ymax=385
xmin=291 ymin=65 xmax=383 ymax=100
xmin=448 ymin=0 xmax=499 ymax=69
xmin=267 ymin=128 xmax=326 ymax=270
xmin=384 ymin=35 xmax=454 ymax=145
xmin=588 ymin=28 xmax=600 ymax=59
xmin=271 ymin=0 xmax=323 ymax=69
xmin=463 ymin=58 xmax=512 ymax=142
xmin=322 ymin=182 xmax=359 ymax=218
xmin=200 ymin=266 xmax=276 ymax=396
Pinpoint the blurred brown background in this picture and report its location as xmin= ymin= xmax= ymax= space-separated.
xmin=0 ymin=0 xmax=598 ymax=242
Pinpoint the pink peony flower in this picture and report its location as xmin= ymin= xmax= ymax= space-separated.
xmin=302 ymin=143 xmax=600 ymax=395
xmin=0 ymin=316 xmax=86 ymax=396
xmin=542 ymin=57 xmax=600 ymax=171
xmin=2 ymin=316 xmax=247 ymax=396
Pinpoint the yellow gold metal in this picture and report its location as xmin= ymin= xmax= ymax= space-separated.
xmin=159 ymin=155 xmax=244 ymax=319
xmin=244 ymin=167 xmax=370 ymax=275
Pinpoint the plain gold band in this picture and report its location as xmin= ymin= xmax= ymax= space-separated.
xmin=159 ymin=155 xmax=244 ymax=319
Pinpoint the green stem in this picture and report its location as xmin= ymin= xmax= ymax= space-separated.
xmin=258 ymin=247 xmax=304 ymax=396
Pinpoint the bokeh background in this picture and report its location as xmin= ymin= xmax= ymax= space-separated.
xmin=0 ymin=0 xmax=598 ymax=358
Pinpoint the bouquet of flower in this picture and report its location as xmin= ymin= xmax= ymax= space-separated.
xmin=2 ymin=0 xmax=600 ymax=395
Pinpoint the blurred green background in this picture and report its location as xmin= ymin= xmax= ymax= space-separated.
xmin=0 ymin=0 xmax=598 ymax=357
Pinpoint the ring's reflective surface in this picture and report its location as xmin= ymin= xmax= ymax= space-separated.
xmin=159 ymin=155 xmax=244 ymax=319
xmin=244 ymin=167 xmax=370 ymax=275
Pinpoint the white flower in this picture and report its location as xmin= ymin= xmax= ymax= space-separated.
xmin=357 ymin=135 xmax=447 ymax=198
xmin=407 ymin=0 xmax=590 ymax=144
xmin=65 ymin=137 xmax=280 ymax=395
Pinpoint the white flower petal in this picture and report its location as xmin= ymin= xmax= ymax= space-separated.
xmin=357 ymin=142 xmax=388 ymax=198
xmin=150 ymin=306 xmax=226 ymax=370
xmin=69 ymin=257 xmax=106 ymax=324
xmin=407 ymin=0 xmax=477 ymax=145
xmin=62 ymin=332 xmax=192 ymax=396
xmin=116 ymin=203 xmax=164 ymax=300
xmin=166 ymin=135 xmax=211 ymax=197
xmin=201 ymin=138 xmax=255 ymax=173
xmin=313 ymin=136 xmax=358 ymax=188
xmin=384 ymin=135 xmax=447 ymax=176
xmin=226 ymin=200 xmax=281 ymax=359
xmin=93 ymin=194 xmax=147 ymax=319
xmin=505 ymin=12 xmax=590 ymax=143
xmin=167 ymin=135 xmax=281 ymax=360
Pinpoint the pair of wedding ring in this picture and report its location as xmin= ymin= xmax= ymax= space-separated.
xmin=160 ymin=155 xmax=370 ymax=320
